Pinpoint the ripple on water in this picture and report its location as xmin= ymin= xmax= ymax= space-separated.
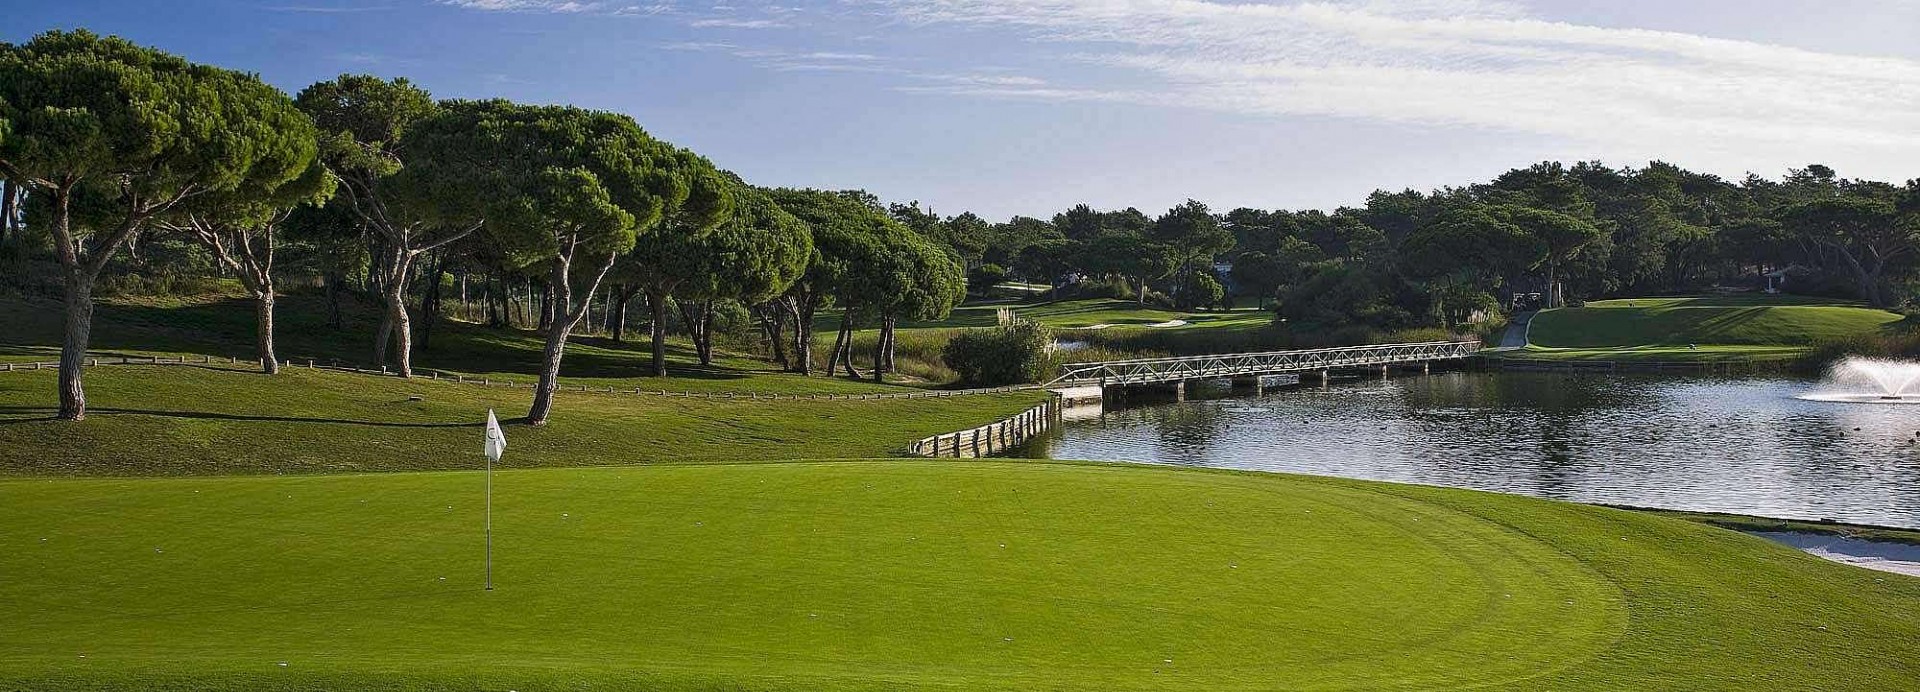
xmin=1025 ymin=372 xmax=1920 ymax=529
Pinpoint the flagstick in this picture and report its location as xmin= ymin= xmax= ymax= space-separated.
xmin=485 ymin=444 xmax=494 ymax=591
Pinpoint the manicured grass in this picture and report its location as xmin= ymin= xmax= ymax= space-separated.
xmin=2 ymin=460 xmax=1917 ymax=690
xmin=1508 ymin=344 xmax=1812 ymax=362
xmin=1506 ymin=295 xmax=1903 ymax=362
xmin=0 ymin=366 xmax=1045 ymax=475
xmin=0 ymin=293 xmax=914 ymax=394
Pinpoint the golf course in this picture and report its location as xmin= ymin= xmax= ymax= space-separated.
xmin=6 ymin=16 xmax=1920 ymax=691
xmin=3 ymin=295 xmax=1920 ymax=689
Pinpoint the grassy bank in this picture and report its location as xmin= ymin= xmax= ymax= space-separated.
xmin=1504 ymin=295 xmax=1903 ymax=362
xmin=0 ymin=366 xmax=1043 ymax=475
xmin=3 ymin=460 xmax=1917 ymax=690
xmin=0 ymin=293 xmax=918 ymax=394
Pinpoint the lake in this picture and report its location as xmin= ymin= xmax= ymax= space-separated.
xmin=1015 ymin=371 xmax=1920 ymax=529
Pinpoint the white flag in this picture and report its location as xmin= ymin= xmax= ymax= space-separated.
xmin=484 ymin=409 xmax=506 ymax=463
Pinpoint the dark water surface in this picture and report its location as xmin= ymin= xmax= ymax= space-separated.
xmin=1017 ymin=372 xmax=1920 ymax=529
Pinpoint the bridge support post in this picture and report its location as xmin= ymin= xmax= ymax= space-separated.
xmin=1317 ymin=369 xmax=1330 ymax=387
xmin=1170 ymin=379 xmax=1186 ymax=402
xmin=1423 ymin=361 xmax=1431 ymax=375
xmin=1380 ymin=364 xmax=1390 ymax=379
xmin=1231 ymin=376 xmax=1264 ymax=395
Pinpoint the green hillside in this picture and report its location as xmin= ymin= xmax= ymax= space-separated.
xmin=0 ymin=366 xmax=1042 ymax=476
xmin=1515 ymin=296 xmax=1903 ymax=361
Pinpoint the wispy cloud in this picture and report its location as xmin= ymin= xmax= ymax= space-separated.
xmin=266 ymin=4 xmax=395 ymax=12
xmin=439 ymin=0 xmax=603 ymax=12
xmin=665 ymin=40 xmax=1044 ymax=85
xmin=442 ymin=0 xmax=788 ymax=28
xmin=689 ymin=17 xmax=785 ymax=28
xmin=866 ymin=0 xmax=1920 ymax=168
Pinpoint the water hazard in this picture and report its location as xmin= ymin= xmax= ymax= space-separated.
xmin=1015 ymin=372 xmax=1920 ymax=529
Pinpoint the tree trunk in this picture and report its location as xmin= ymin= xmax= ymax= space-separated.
xmin=610 ymin=287 xmax=629 ymax=343
xmin=1138 ymin=278 xmax=1148 ymax=305
xmin=1832 ymin=246 xmax=1886 ymax=309
xmin=256 ymin=289 xmax=279 ymax=374
xmin=761 ymin=304 xmax=789 ymax=368
xmin=679 ymin=300 xmax=716 ymax=366
xmin=648 ymin=288 xmax=670 ymax=376
xmin=827 ymin=312 xmax=850 ymax=377
xmin=832 ymin=314 xmax=863 ymax=379
xmin=699 ymin=301 xmax=715 ymax=366
xmin=0 ymin=179 xmax=15 ymax=246
xmin=883 ymin=315 xmax=897 ymax=372
xmin=418 ymin=253 xmax=446 ymax=351
xmin=538 ymin=282 xmax=554 ymax=332
xmin=323 ymin=271 xmax=345 ymax=330
xmin=789 ymin=297 xmax=815 ymax=376
xmin=1546 ymin=258 xmax=1561 ymax=309
xmin=383 ymin=278 xmax=414 ymax=377
xmin=871 ymin=315 xmax=889 ymax=383
xmin=59 ymin=272 xmax=94 ymax=421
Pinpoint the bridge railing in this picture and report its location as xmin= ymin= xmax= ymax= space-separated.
xmin=1047 ymin=340 xmax=1480 ymax=386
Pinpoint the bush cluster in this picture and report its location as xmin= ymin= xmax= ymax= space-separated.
xmin=942 ymin=319 xmax=1057 ymax=386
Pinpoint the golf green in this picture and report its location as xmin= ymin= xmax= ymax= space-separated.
xmin=6 ymin=460 xmax=1917 ymax=690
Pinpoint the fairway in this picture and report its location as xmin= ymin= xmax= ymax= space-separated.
xmin=3 ymin=461 xmax=1918 ymax=691
xmin=1513 ymin=295 xmax=1903 ymax=361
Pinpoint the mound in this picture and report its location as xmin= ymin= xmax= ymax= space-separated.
xmin=1528 ymin=297 xmax=1900 ymax=350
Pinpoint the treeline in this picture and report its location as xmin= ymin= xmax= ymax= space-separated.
xmin=0 ymin=31 xmax=965 ymax=424
xmin=897 ymin=162 xmax=1920 ymax=336
xmin=7 ymin=31 xmax=1919 ymax=421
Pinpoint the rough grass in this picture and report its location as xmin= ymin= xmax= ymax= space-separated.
xmin=2 ymin=461 xmax=1917 ymax=691
xmin=0 ymin=366 xmax=1044 ymax=476
xmin=1508 ymin=295 xmax=1903 ymax=361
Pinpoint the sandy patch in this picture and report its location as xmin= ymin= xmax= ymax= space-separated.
xmin=1752 ymin=531 xmax=1920 ymax=578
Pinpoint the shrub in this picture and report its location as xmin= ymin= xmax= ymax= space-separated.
xmin=967 ymin=264 xmax=1008 ymax=296
xmin=943 ymin=319 xmax=1056 ymax=386
xmin=1173 ymin=271 xmax=1225 ymax=310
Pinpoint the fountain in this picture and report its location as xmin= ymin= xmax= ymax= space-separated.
xmin=1799 ymin=357 xmax=1920 ymax=404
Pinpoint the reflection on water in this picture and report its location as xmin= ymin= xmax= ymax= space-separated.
xmin=1017 ymin=372 xmax=1920 ymax=528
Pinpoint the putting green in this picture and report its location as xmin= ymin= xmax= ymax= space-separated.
xmin=1 ymin=462 xmax=1626 ymax=691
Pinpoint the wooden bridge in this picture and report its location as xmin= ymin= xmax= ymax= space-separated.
xmin=1046 ymin=340 xmax=1481 ymax=394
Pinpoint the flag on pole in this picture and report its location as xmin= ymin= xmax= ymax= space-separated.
xmin=484 ymin=409 xmax=506 ymax=463
xmin=483 ymin=409 xmax=504 ymax=591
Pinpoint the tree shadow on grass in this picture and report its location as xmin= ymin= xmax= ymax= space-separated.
xmin=0 ymin=406 xmax=482 ymax=428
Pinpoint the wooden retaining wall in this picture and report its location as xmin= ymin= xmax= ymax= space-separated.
xmin=908 ymin=394 xmax=1062 ymax=458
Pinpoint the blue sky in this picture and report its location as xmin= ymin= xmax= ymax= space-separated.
xmin=9 ymin=0 xmax=1920 ymax=219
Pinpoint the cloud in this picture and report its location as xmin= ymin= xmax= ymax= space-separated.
xmin=666 ymin=40 xmax=1049 ymax=86
xmin=689 ymin=17 xmax=785 ymax=28
xmin=439 ymin=0 xmax=603 ymax=11
xmin=867 ymin=0 xmax=1920 ymax=172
